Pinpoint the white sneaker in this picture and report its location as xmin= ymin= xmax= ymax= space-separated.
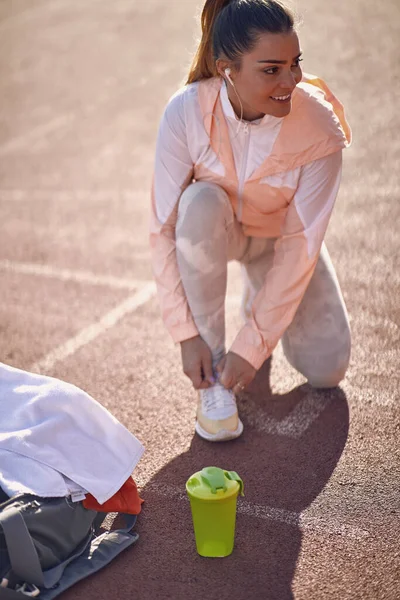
xmin=195 ymin=382 xmax=244 ymax=442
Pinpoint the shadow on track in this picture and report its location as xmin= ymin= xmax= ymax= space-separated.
xmin=135 ymin=358 xmax=349 ymax=600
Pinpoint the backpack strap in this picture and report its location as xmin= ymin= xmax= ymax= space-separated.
xmin=0 ymin=507 xmax=44 ymax=587
xmin=40 ymin=512 xmax=137 ymax=589
xmin=0 ymin=586 xmax=25 ymax=599
xmin=39 ymin=514 xmax=138 ymax=600
xmin=0 ymin=512 xmax=138 ymax=599
xmin=40 ymin=529 xmax=93 ymax=589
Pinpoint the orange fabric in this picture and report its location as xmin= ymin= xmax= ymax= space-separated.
xmin=83 ymin=476 xmax=144 ymax=515
xmin=196 ymin=74 xmax=351 ymax=238
xmin=301 ymin=73 xmax=352 ymax=145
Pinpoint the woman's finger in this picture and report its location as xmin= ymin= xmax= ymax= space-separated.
xmin=218 ymin=363 xmax=236 ymax=389
xmin=232 ymin=380 xmax=246 ymax=395
xmin=215 ymin=356 xmax=226 ymax=374
xmin=184 ymin=362 xmax=203 ymax=389
xmin=191 ymin=373 xmax=204 ymax=389
xmin=201 ymin=352 xmax=215 ymax=386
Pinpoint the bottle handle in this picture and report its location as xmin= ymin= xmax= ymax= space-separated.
xmin=224 ymin=470 xmax=244 ymax=496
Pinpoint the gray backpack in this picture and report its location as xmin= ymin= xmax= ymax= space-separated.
xmin=0 ymin=488 xmax=138 ymax=598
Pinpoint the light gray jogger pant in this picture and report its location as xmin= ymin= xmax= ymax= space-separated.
xmin=175 ymin=182 xmax=351 ymax=388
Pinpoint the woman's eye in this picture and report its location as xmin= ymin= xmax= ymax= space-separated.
xmin=263 ymin=67 xmax=279 ymax=75
xmin=263 ymin=58 xmax=302 ymax=75
xmin=292 ymin=58 xmax=303 ymax=68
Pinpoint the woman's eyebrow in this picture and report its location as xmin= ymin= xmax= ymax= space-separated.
xmin=257 ymin=52 xmax=302 ymax=64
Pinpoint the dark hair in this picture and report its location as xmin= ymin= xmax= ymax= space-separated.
xmin=186 ymin=0 xmax=295 ymax=84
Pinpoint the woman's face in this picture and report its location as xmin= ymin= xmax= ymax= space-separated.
xmin=224 ymin=30 xmax=303 ymax=121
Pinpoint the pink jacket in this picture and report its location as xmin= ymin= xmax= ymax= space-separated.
xmin=150 ymin=74 xmax=351 ymax=369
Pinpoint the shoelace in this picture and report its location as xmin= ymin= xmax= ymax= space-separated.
xmin=202 ymin=384 xmax=236 ymax=413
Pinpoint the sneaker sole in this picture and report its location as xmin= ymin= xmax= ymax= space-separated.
xmin=195 ymin=419 xmax=244 ymax=442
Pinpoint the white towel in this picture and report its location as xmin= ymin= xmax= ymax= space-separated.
xmin=0 ymin=449 xmax=88 ymax=498
xmin=0 ymin=362 xmax=144 ymax=504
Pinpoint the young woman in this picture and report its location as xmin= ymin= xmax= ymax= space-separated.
xmin=150 ymin=0 xmax=351 ymax=442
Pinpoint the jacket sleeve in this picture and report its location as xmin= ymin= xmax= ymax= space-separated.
xmin=230 ymin=150 xmax=343 ymax=370
xmin=150 ymin=93 xmax=199 ymax=342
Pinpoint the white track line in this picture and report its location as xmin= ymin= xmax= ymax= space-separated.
xmin=0 ymin=259 xmax=145 ymax=290
xmin=0 ymin=114 xmax=74 ymax=156
xmin=30 ymin=282 xmax=156 ymax=373
xmin=145 ymin=482 xmax=369 ymax=540
xmin=244 ymin=393 xmax=332 ymax=439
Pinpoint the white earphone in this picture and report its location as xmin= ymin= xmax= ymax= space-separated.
xmin=224 ymin=68 xmax=234 ymax=85
xmin=223 ymin=67 xmax=244 ymax=133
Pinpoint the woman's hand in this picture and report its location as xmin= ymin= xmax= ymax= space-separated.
xmin=216 ymin=351 xmax=256 ymax=395
xmin=180 ymin=335 xmax=215 ymax=390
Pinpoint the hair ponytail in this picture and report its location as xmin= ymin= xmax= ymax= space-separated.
xmin=186 ymin=0 xmax=295 ymax=85
xmin=186 ymin=0 xmax=231 ymax=84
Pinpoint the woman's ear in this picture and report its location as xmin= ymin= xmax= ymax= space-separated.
xmin=216 ymin=59 xmax=231 ymax=79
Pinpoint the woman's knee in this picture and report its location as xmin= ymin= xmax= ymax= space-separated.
xmin=283 ymin=325 xmax=351 ymax=388
xmin=177 ymin=182 xmax=232 ymax=233
xmin=306 ymin=334 xmax=352 ymax=389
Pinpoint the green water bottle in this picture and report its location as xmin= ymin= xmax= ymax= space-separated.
xmin=186 ymin=466 xmax=244 ymax=557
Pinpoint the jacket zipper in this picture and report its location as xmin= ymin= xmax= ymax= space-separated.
xmin=237 ymin=122 xmax=250 ymax=222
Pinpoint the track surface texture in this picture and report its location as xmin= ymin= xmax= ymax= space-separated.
xmin=0 ymin=1 xmax=399 ymax=599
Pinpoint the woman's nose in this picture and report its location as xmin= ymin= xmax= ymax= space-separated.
xmin=278 ymin=70 xmax=297 ymax=89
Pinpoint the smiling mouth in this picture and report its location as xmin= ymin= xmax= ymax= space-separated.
xmin=270 ymin=93 xmax=291 ymax=103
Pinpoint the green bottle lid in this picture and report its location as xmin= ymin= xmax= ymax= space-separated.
xmin=186 ymin=466 xmax=244 ymax=501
